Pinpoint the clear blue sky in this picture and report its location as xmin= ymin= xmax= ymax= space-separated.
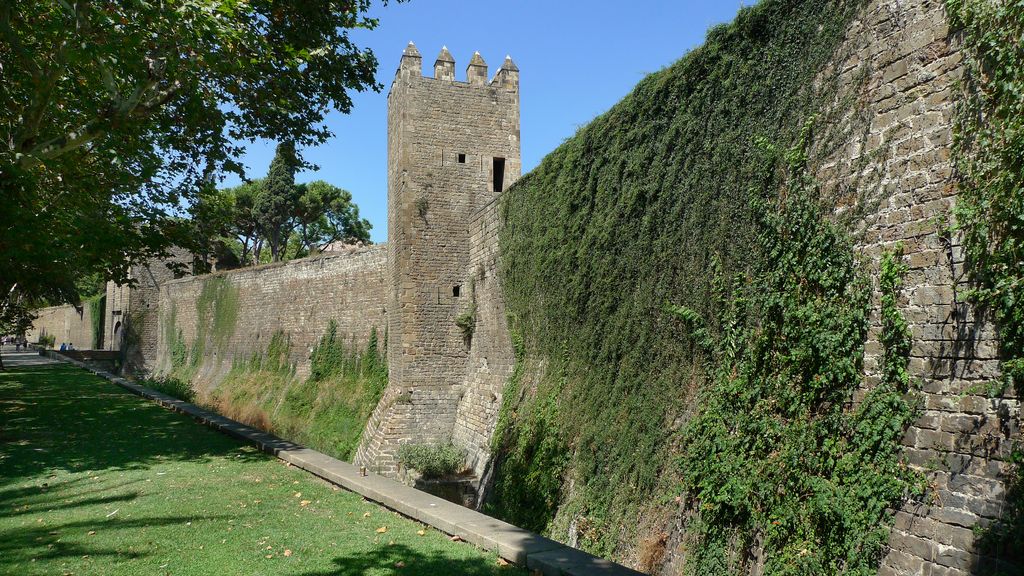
xmin=222 ymin=1 xmax=751 ymax=243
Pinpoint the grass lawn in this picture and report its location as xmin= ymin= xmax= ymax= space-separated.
xmin=0 ymin=363 xmax=523 ymax=576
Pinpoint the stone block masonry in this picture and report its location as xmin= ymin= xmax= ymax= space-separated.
xmin=152 ymin=246 xmax=386 ymax=390
xmin=451 ymin=197 xmax=516 ymax=480
xmin=811 ymin=1 xmax=1019 ymax=574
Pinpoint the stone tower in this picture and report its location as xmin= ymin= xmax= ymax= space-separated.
xmin=356 ymin=43 xmax=521 ymax=474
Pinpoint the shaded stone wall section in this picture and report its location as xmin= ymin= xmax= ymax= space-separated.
xmin=451 ymin=197 xmax=516 ymax=479
xmin=104 ymin=281 xmax=130 ymax=351
xmin=26 ymin=304 xmax=92 ymax=348
xmin=121 ymin=248 xmax=193 ymax=376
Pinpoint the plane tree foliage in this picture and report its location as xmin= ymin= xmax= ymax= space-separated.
xmin=0 ymin=0 xmax=397 ymax=317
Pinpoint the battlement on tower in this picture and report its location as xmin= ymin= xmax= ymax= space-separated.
xmin=392 ymin=42 xmax=519 ymax=91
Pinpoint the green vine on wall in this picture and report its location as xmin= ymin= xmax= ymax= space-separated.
xmin=674 ymin=134 xmax=920 ymax=575
xmin=195 ymin=276 xmax=240 ymax=356
xmin=86 ymin=293 xmax=105 ymax=349
xmin=947 ymin=1 xmax=1024 ymax=569
xmin=947 ymin=0 xmax=1024 ymax=392
xmin=491 ymin=0 xmax=868 ymax=560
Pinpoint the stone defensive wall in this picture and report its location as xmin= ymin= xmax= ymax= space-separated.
xmin=151 ymin=246 xmax=387 ymax=389
xmin=26 ymin=303 xmax=95 ymax=349
xmin=23 ymin=3 xmax=1020 ymax=573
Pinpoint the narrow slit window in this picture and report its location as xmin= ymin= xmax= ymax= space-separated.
xmin=452 ymin=285 xmax=461 ymax=298
xmin=492 ymin=157 xmax=506 ymax=192
xmin=457 ymin=153 xmax=466 ymax=164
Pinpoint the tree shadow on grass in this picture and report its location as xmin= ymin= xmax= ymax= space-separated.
xmin=0 ymin=364 xmax=261 ymax=572
xmin=0 ymin=513 xmax=230 ymax=567
xmin=299 ymin=543 xmax=522 ymax=576
xmin=0 ymin=364 xmax=266 ymax=484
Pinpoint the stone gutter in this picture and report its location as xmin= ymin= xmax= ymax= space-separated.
xmin=44 ymin=351 xmax=644 ymax=576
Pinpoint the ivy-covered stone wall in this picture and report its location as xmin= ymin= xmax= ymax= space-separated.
xmin=481 ymin=0 xmax=1021 ymax=574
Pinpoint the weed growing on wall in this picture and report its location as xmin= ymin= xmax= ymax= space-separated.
xmin=198 ymin=322 xmax=387 ymax=461
xmin=491 ymin=0 xmax=868 ymax=558
xmin=397 ymin=443 xmax=466 ymax=478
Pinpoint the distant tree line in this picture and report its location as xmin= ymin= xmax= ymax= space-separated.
xmin=189 ymin=142 xmax=372 ymax=270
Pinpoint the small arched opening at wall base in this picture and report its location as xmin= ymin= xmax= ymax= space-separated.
xmin=112 ymin=322 xmax=122 ymax=351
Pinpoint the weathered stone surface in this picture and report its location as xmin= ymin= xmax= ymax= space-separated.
xmin=355 ymin=47 xmax=522 ymax=476
xmin=812 ymin=1 xmax=1020 ymax=574
xmin=26 ymin=304 xmax=93 ymax=349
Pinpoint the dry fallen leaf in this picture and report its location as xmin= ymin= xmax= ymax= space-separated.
xmin=294 ymin=492 xmax=302 ymax=498
xmin=375 ymin=526 xmax=387 ymax=534
xmin=450 ymin=535 xmax=463 ymax=542
xmin=265 ymin=554 xmax=273 ymax=559
xmin=283 ymin=549 xmax=293 ymax=557
xmin=395 ymin=561 xmax=406 ymax=568
xmin=300 ymin=500 xmax=311 ymax=507
xmin=87 ymin=531 xmax=96 ymax=536
xmin=362 ymin=512 xmax=371 ymax=518
xmin=497 ymin=558 xmax=509 ymax=566
xmin=416 ymin=529 xmax=425 ymax=536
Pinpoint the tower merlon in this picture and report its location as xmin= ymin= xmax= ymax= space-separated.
xmin=466 ymin=51 xmax=488 ymax=85
xmin=398 ymin=41 xmax=422 ymax=77
xmin=434 ymin=45 xmax=455 ymax=82
xmin=492 ymin=55 xmax=519 ymax=91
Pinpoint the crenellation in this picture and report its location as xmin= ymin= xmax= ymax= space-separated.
xmin=434 ymin=46 xmax=455 ymax=82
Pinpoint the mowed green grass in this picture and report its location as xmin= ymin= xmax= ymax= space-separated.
xmin=0 ymin=363 xmax=522 ymax=576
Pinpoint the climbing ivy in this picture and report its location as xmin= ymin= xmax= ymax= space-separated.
xmin=86 ymin=293 xmax=105 ymax=349
xmin=946 ymin=0 xmax=1024 ymax=392
xmin=947 ymin=0 xmax=1024 ymax=569
xmin=675 ymin=134 xmax=921 ymax=574
xmin=491 ymin=0 xmax=869 ymax=558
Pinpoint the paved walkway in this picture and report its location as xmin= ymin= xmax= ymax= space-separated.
xmin=0 ymin=346 xmax=60 ymax=368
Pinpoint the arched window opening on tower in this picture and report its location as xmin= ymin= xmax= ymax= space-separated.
xmin=453 ymin=285 xmax=462 ymax=297
xmin=493 ymin=157 xmax=506 ymax=192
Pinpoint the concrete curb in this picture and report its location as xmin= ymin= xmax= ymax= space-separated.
xmin=44 ymin=352 xmax=645 ymax=576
